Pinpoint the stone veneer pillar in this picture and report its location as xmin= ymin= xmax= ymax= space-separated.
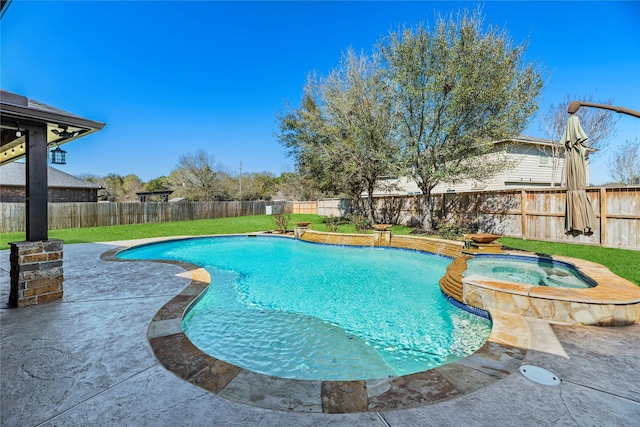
xmin=9 ymin=239 xmax=64 ymax=307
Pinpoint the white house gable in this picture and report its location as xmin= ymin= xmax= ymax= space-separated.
xmin=369 ymin=136 xmax=572 ymax=196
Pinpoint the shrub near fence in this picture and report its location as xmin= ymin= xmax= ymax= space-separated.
xmin=0 ymin=200 xmax=293 ymax=232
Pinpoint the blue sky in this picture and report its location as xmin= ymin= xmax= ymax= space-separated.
xmin=2 ymin=1 xmax=639 ymax=185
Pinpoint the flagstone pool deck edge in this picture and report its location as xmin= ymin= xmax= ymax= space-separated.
xmin=100 ymin=237 xmax=530 ymax=414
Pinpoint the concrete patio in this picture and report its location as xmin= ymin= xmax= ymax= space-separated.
xmin=1 ymin=241 xmax=639 ymax=426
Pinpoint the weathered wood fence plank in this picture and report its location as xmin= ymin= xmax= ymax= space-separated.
xmin=3 ymin=188 xmax=638 ymax=250
xmin=1 ymin=200 xmax=292 ymax=233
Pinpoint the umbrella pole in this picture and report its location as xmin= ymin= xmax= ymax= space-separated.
xmin=568 ymin=101 xmax=640 ymax=119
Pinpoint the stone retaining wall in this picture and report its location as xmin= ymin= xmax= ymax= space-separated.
xmin=298 ymin=229 xmax=464 ymax=258
xmin=298 ymin=230 xmax=374 ymax=247
xmin=387 ymin=235 xmax=464 ymax=258
xmin=463 ymin=278 xmax=640 ymax=326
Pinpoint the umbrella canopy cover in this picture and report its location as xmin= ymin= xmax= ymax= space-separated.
xmin=563 ymin=115 xmax=596 ymax=236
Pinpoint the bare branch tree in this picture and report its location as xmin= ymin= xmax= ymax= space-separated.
xmin=540 ymin=93 xmax=620 ymax=186
xmin=607 ymin=138 xmax=640 ymax=185
xmin=169 ymin=150 xmax=229 ymax=201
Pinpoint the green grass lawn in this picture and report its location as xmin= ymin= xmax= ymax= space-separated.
xmin=2 ymin=214 xmax=637 ymax=285
xmin=0 ymin=214 xmax=312 ymax=248
xmin=0 ymin=214 xmax=414 ymax=248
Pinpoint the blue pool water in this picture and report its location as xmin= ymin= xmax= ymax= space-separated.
xmin=118 ymin=236 xmax=492 ymax=380
xmin=464 ymin=254 xmax=595 ymax=289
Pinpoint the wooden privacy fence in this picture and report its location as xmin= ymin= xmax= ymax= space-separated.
xmin=0 ymin=200 xmax=293 ymax=232
xmin=292 ymin=201 xmax=318 ymax=214
xmin=2 ymin=189 xmax=638 ymax=250
xmin=292 ymin=199 xmax=353 ymax=216
xmin=294 ymin=187 xmax=639 ymax=250
xmin=369 ymin=186 xmax=639 ymax=250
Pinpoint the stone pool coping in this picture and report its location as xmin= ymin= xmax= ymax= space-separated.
xmin=461 ymin=251 xmax=640 ymax=326
xmin=465 ymin=251 xmax=640 ymax=304
xmin=100 ymin=234 xmax=530 ymax=413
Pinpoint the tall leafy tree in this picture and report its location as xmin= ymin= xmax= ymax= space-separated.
xmin=241 ymin=171 xmax=277 ymax=200
xmin=83 ymin=173 xmax=125 ymax=202
xmin=277 ymin=92 xmax=345 ymax=198
xmin=145 ymin=176 xmax=170 ymax=192
xmin=122 ymin=174 xmax=144 ymax=201
xmin=274 ymin=172 xmax=323 ymax=201
xmin=277 ymin=48 xmax=401 ymax=222
xmin=380 ymin=9 xmax=544 ymax=228
xmin=319 ymin=48 xmax=402 ymax=222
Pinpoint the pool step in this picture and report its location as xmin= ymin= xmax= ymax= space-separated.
xmin=439 ymin=257 xmax=470 ymax=303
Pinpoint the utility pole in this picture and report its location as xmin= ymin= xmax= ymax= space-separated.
xmin=239 ymin=161 xmax=242 ymax=201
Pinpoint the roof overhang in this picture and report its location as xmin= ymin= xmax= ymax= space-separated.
xmin=0 ymin=90 xmax=106 ymax=165
xmin=494 ymin=135 xmax=556 ymax=148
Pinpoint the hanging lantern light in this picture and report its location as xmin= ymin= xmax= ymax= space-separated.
xmin=50 ymin=145 xmax=67 ymax=165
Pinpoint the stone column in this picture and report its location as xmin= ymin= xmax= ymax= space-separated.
xmin=9 ymin=239 xmax=64 ymax=307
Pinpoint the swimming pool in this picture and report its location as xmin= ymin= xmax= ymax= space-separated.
xmin=118 ymin=236 xmax=491 ymax=380
xmin=464 ymin=254 xmax=596 ymax=289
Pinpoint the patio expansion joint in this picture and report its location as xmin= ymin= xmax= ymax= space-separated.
xmin=33 ymin=362 xmax=160 ymax=427
xmin=560 ymin=377 xmax=640 ymax=405
xmin=375 ymin=411 xmax=392 ymax=427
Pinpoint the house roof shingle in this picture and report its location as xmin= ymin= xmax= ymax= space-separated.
xmin=0 ymin=162 xmax=100 ymax=189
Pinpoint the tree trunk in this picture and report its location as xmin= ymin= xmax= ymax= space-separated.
xmin=352 ymin=192 xmax=362 ymax=216
xmin=418 ymin=186 xmax=435 ymax=231
xmin=367 ymin=181 xmax=378 ymax=224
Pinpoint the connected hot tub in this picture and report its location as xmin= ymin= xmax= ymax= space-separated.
xmin=457 ymin=252 xmax=640 ymax=326
xmin=464 ymin=253 xmax=596 ymax=289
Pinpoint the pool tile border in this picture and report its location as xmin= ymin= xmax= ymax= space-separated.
xmin=101 ymin=239 xmax=529 ymax=413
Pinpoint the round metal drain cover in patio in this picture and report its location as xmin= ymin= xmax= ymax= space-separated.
xmin=519 ymin=365 xmax=561 ymax=386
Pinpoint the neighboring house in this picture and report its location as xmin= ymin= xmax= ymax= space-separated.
xmin=370 ymin=135 xmax=573 ymax=196
xmin=0 ymin=162 xmax=100 ymax=202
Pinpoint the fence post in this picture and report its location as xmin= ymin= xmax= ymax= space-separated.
xmin=521 ymin=189 xmax=527 ymax=240
xmin=476 ymin=193 xmax=481 ymax=231
xmin=599 ymin=187 xmax=607 ymax=246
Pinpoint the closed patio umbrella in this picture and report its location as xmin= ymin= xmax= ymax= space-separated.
xmin=562 ymin=114 xmax=596 ymax=236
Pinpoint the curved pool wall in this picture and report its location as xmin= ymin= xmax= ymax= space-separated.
xmin=117 ymin=234 xmax=491 ymax=380
xmin=102 ymin=232 xmax=531 ymax=413
xmin=102 ymin=229 xmax=639 ymax=412
xmin=298 ymin=229 xmax=639 ymax=326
